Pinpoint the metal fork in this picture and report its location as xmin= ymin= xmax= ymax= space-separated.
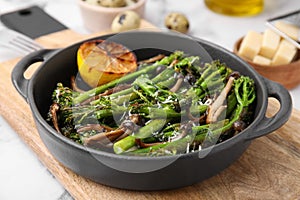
xmin=0 ymin=28 xmax=43 ymax=55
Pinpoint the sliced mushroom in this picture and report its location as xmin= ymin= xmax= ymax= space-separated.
xmin=138 ymin=54 xmax=165 ymax=65
xmin=77 ymin=124 xmax=114 ymax=133
xmin=135 ymin=139 xmax=165 ymax=148
xmin=50 ymin=103 xmax=61 ymax=134
xmin=206 ymin=76 xmax=235 ymax=124
xmin=209 ymin=105 xmax=227 ymax=123
xmin=84 ymin=128 xmax=125 ymax=147
xmin=170 ymin=77 xmax=184 ymax=92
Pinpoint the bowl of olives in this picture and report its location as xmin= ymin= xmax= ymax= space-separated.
xmin=78 ymin=0 xmax=146 ymax=32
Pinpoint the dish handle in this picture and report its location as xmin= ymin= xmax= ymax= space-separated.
xmin=246 ymin=78 xmax=292 ymax=141
xmin=11 ymin=49 xmax=57 ymax=101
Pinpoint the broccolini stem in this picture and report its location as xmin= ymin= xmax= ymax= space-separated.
xmin=108 ymin=67 xmax=177 ymax=100
xmin=113 ymin=119 xmax=167 ymax=154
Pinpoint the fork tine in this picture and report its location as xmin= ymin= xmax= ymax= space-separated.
xmin=0 ymin=40 xmax=32 ymax=55
xmin=0 ymin=28 xmax=43 ymax=55
xmin=9 ymin=39 xmax=36 ymax=54
xmin=13 ymin=36 xmax=42 ymax=51
xmin=15 ymin=34 xmax=43 ymax=50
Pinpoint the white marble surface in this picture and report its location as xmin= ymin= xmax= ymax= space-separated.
xmin=0 ymin=0 xmax=300 ymax=199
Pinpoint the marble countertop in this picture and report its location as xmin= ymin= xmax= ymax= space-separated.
xmin=0 ymin=0 xmax=300 ymax=199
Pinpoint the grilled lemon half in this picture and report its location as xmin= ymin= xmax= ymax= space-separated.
xmin=77 ymin=40 xmax=137 ymax=88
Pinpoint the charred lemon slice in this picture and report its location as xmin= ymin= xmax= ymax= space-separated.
xmin=77 ymin=40 xmax=137 ymax=88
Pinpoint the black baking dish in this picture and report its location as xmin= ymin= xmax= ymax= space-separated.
xmin=11 ymin=31 xmax=292 ymax=190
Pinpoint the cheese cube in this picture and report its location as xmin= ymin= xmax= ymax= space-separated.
xmin=259 ymin=29 xmax=280 ymax=59
xmin=280 ymin=39 xmax=297 ymax=50
xmin=275 ymin=21 xmax=300 ymax=41
xmin=271 ymin=40 xmax=297 ymax=65
xmin=238 ymin=31 xmax=263 ymax=60
xmin=253 ymin=55 xmax=271 ymax=65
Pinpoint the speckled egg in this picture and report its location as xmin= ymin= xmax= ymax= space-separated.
xmin=125 ymin=0 xmax=139 ymax=6
xmin=111 ymin=10 xmax=141 ymax=32
xmin=82 ymin=0 xmax=99 ymax=6
xmin=82 ymin=0 xmax=126 ymax=7
xmin=100 ymin=0 xmax=126 ymax=7
xmin=165 ymin=12 xmax=189 ymax=33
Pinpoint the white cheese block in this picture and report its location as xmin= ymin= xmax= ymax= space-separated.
xmin=275 ymin=21 xmax=300 ymax=41
xmin=238 ymin=31 xmax=262 ymax=60
xmin=271 ymin=40 xmax=297 ymax=65
xmin=253 ymin=55 xmax=272 ymax=65
xmin=259 ymin=29 xmax=280 ymax=59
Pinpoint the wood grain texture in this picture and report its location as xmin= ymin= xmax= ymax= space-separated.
xmin=1 ymin=21 xmax=300 ymax=199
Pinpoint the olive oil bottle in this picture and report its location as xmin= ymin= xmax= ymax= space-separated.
xmin=204 ymin=0 xmax=264 ymax=16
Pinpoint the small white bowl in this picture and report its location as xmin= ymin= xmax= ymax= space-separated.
xmin=78 ymin=0 xmax=146 ymax=32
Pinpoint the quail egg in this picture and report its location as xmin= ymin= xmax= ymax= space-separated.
xmin=82 ymin=0 xmax=99 ymax=6
xmin=111 ymin=11 xmax=141 ymax=32
xmin=82 ymin=0 xmax=126 ymax=7
xmin=125 ymin=0 xmax=139 ymax=6
xmin=165 ymin=12 xmax=189 ymax=33
xmin=100 ymin=0 xmax=126 ymax=7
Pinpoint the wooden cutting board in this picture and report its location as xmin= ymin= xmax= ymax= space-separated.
xmin=1 ymin=21 xmax=300 ymax=200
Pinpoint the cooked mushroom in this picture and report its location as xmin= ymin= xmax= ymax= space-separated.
xmin=50 ymin=103 xmax=61 ymax=134
xmin=170 ymin=77 xmax=184 ymax=92
xmin=233 ymin=120 xmax=247 ymax=132
xmin=84 ymin=128 xmax=125 ymax=147
xmin=135 ymin=139 xmax=164 ymax=148
xmin=138 ymin=54 xmax=165 ymax=65
xmin=77 ymin=124 xmax=114 ymax=132
xmin=206 ymin=76 xmax=235 ymax=123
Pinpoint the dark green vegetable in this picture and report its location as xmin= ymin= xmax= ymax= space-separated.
xmin=113 ymin=119 xmax=166 ymax=154
xmin=47 ymin=49 xmax=256 ymax=156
